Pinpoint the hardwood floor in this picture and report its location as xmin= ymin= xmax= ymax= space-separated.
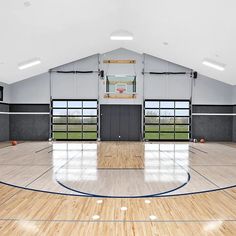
xmin=0 ymin=141 xmax=236 ymax=235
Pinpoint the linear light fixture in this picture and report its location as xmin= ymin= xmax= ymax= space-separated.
xmin=202 ymin=59 xmax=225 ymax=71
xmin=18 ymin=58 xmax=41 ymax=70
xmin=110 ymin=30 xmax=133 ymax=41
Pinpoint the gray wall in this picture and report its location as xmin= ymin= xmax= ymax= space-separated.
xmin=192 ymin=75 xmax=234 ymax=105
xmin=9 ymin=104 xmax=50 ymax=141
xmin=144 ymin=54 xmax=191 ymax=100
xmin=192 ymin=105 xmax=233 ymax=141
xmin=1 ymin=48 xmax=236 ymax=141
xmin=10 ymin=73 xmax=50 ymax=104
xmin=0 ymin=103 xmax=9 ymax=141
xmin=233 ymin=105 xmax=236 ymax=142
xmin=51 ymin=54 xmax=99 ymax=99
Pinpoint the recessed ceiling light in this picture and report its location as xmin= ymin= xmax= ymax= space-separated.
xmin=202 ymin=59 xmax=225 ymax=71
xmin=120 ymin=206 xmax=128 ymax=211
xmin=96 ymin=200 xmax=103 ymax=204
xmin=18 ymin=58 xmax=41 ymax=70
xmin=24 ymin=1 xmax=31 ymax=7
xmin=92 ymin=215 xmax=100 ymax=220
xmin=149 ymin=215 xmax=157 ymax=220
xmin=163 ymin=42 xmax=169 ymax=46
xmin=110 ymin=30 xmax=133 ymax=41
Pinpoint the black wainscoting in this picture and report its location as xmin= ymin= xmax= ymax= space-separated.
xmin=0 ymin=103 xmax=9 ymax=141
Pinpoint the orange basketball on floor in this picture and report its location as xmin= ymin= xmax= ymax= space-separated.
xmin=200 ymin=138 xmax=205 ymax=143
xmin=11 ymin=141 xmax=17 ymax=146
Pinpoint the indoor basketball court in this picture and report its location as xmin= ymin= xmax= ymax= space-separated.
xmin=0 ymin=1 xmax=236 ymax=235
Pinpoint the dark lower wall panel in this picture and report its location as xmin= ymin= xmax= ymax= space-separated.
xmin=193 ymin=105 xmax=233 ymax=113
xmin=10 ymin=104 xmax=49 ymax=112
xmin=10 ymin=114 xmax=50 ymax=141
xmin=0 ymin=114 xmax=9 ymax=141
xmin=233 ymin=106 xmax=236 ymax=142
xmin=192 ymin=115 xmax=233 ymax=141
xmin=0 ymin=103 xmax=9 ymax=141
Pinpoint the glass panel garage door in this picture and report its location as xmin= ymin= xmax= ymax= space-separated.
xmin=144 ymin=100 xmax=191 ymax=141
xmin=52 ymin=100 xmax=98 ymax=140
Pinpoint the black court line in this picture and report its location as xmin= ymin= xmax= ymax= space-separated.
xmin=189 ymin=166 xmax=236 ymax=201
xmin=25 ymin=167 xmax=53 ymax=188
xmin=190 ymin=146 xmax=208 ymax=154
xmin=189 ymin=150 xmax=195 ymax=154
xmin=35 ymin=145 xmax=52 ymax=153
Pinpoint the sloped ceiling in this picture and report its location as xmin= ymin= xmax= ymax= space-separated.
xmin=0 ymin=0 xmax=236 ymax=84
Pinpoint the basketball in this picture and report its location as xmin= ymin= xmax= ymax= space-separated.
xmin=11 ymin=141 xmax=17 ymax=146
xmin=200 ymin=138 xmax=205 ymax=143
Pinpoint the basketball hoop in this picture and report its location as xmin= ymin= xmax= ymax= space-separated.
xmin=116 ymin=87 xmax=126 ymax=93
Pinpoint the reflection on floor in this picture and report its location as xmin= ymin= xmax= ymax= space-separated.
xmin=0 ymin=141 xmax=236 ymax=197
xmin=0 ymin=141 xmax=236 ymax=235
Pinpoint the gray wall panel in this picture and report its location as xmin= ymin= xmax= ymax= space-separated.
xmin=0 ymin=114 xmax=9 ymax=141
xmin=233 ymin=105 xmax=236 ymax=142
xmin=193 ymin=105 xmax=233 ymax=113
xmin=10 ymin=104 xmax=49 ymax=112
xmin=0 ymin=103 xmax=9 ymax=141
xmin=192 ymin=115 xmax=233 ymax=141
xmin=10 ymin=114 xmax=50 ymax=141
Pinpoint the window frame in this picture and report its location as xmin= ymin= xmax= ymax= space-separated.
xmin=51 ymin=99 xmax=98 ymax=141
xmin=0 ymin=86 xmax=3 ymax=101
xmin=144 ymin=99 xmax=191 ymax=141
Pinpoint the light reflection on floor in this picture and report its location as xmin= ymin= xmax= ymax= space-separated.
xmin=0 ymin=141 xmax=236 ymax=197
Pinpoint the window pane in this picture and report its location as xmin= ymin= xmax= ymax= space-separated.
xmin=53 ymin=132 xmax=67 ymax=139
xmin=145 ymin=101 xmax=159 ymax=108
xmin=68 ymin=101 xmax=82 ymax=108
xmin=53 ymin=101 xmax=67 ymax=108
xmin=175 ymin=109 xmax=189 ymax=116
xmin=145 ymin=133 xmax=159 ymax=140
xmin=68 ymin=109 xmax=82 ymax=116
xmin=145 ymin=125 xmax=159 ymax=132
xmin=160 ymin=125 xmax=174 ymax=132
xmin=83 ymin=101 xmax=97 ymax=108
xmin=83 ymin=125 xmax=97 ymax=132
xmin=160 ymin=133 xmax=174 ymax=139
xmin=83 ymin=109 xmax=97 ymax=116
xmin=160 ymin=101 xmax=174 ymax=108
xmin=83 ymin=117 xmax=97 ymax=123
xmin=175 ymin=125 xmax=189 ymax=132
xmin=175 ymin=117 xmax=189 ymax=124
xmin=175 ymin=101 xmax=189 ymax=109
xmin=160 ymin=117 xmax=174 ymax=124
xmin=68 ymin=117 xmax=82 ymax=123
xmin=53 ymin=125 xmax=67 ymax=131
xmin=160 ymin=109 xmax=174 ymax=116
xmin=145 ymin=117 xmax=159 ymax=124
xmin=145 ymin=109 xmax=159 ymax=116
xmin=68 ymin=132 xmax=82 ymax=139
xmin=53 ymin=109 xmax=67 ymax=116
xmin=53 ymin=117 xmax=67 ymax=123
xmin=175 ymin=133 xmax=189 ymax=140
xmin=83 ymin=132 xmax=97 ymax=139
xmin=68 ymin=125 xmax=82 ymax=131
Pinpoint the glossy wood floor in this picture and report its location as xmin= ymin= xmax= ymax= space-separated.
xmin=0 ymin=141 xmax=236 ymax=235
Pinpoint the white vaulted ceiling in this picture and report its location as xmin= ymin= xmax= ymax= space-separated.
xmin=0 ymin=0 xmax=236 ymax=84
